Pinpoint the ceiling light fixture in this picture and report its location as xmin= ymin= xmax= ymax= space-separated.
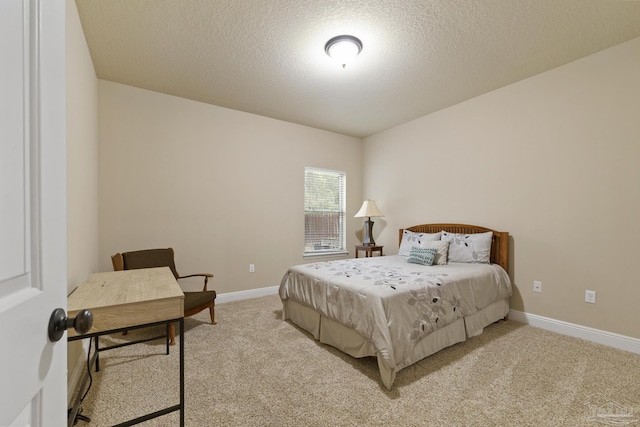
xmin=324 ymin=35 xmax=363 ymax=68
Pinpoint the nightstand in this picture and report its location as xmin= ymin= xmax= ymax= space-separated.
xmin=355 ymin=245 xmax=384 ymax=258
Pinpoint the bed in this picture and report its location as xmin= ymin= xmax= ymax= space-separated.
xmin=279 ymin=223 xmax=512 ymax=389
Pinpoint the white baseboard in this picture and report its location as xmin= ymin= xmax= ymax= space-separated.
xmin=216 ymin=285 xmax=279 ymax=304
xmin=509 ymin=309 xmax=640 ymax=355
xmin=68 ymin=291 xmax=639 ymax=399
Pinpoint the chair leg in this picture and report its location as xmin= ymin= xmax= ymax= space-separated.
xmin=169 ymin=322 xmax=176 ymax=346
xmin=209 ymin=302 xmax=217 ymax=325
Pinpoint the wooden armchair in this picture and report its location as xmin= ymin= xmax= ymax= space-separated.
xmin=111 ymin=247 xmax=216 ymax=345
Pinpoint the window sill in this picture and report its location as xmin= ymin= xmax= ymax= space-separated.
xmin=303 ymin=250 xmax=349 ymax=259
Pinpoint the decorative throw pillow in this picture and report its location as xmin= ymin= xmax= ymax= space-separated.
xmin=407 ymin=247 xmax=437 ymax=266
xmin=419 ymin=240 xmax=449 ymax=265
xmin=398 ymin=230 xmax=441 ymax=257
xmin=441 ymin=231 xmax=492 ymax=263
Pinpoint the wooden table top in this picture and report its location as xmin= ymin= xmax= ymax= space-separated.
xmin=67 ymin=267 xmax=184 ymax=337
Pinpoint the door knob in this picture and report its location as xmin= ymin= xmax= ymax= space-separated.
xmin=48 ymin=308 xmax=93 ymax=342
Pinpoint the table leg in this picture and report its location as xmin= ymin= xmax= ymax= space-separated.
xmin=179 ymin=318 xmax=185 ymax=426
xmin=94 ymin=336 xmax=100 ymax=372
xmin=166 ymin=322 xmax=170 ymax=355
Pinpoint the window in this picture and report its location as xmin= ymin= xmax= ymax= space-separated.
xmin=304 ymin=167 xmax=346 ymax=255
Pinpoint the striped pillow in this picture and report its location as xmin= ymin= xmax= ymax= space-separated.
xmin=407 ymin=247 xmax=438 ymax=266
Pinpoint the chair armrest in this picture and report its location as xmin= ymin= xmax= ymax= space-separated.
xmin=178 ymin=273 xmax=214 ymax=291
xmin=111 ymin=253 xmax=124 ymax=271
xmin=179 ymin=273 xmax=213 ymax=279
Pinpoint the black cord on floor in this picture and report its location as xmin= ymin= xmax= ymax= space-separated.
xmin=69 ymin=338 xmax=94 ymax=425
xmin=80 ymin=338 xmax=93 ymax=403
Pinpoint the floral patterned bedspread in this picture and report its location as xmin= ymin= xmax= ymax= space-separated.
xmin=279 ymin=255 xmax=512 ymax=385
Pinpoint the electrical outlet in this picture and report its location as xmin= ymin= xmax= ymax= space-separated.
xmin=585 ymin=290 xmax=596 ymax=304
xmin=533 ymin=281 xmax=542 ymax=293
xmin=249 ymin=264 xmax=255 ymax=273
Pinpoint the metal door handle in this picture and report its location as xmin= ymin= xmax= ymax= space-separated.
xmin=48 ymin=308 xmax=93 ymax=342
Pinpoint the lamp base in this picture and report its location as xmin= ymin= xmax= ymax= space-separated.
xmin=362 ymin=218 xmax=376 ymax=246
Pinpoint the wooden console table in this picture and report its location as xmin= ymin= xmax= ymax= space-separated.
xmin=67 ymin=267 xmax=185 ymax=427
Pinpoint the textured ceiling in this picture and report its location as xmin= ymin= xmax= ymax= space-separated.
xmin=75 ymin=0 xmax=640 ymax=138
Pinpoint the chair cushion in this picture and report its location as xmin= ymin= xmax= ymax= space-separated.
xmin=122 ymin=248 xmax=179 ymax=279
xmin=184 ymin=291 xmax=217 ymax=311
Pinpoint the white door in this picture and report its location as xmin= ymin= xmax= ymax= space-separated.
xmin=0 ymin=1 xmax=67 ymax=426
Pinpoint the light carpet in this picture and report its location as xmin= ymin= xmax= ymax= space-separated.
xmin=73 ymin=294 xmax=640 ymax=426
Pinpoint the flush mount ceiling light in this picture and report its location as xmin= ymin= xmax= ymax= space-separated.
xmin=324 ymin=35 xmax=363 ymax=68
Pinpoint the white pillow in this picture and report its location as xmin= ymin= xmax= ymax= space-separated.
xmin=398 ymin=230 xmax=441 ymax=257
xmin=441 ymin=231 xmax=492 ymax=263
xmin=420 ymin=240 xmax=449 ymax=265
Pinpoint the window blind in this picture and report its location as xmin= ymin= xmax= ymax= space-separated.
xmin=304 ymin=167 xmax=346 ymax=255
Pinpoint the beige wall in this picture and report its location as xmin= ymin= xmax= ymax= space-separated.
xmin=66 ymin=0 xmax=99 ymax=392
xmin=97 ymin=81 xmax=363 ymax=293
xmin=363 ymin=37 xmax=640 ymax=339
xmin=72 ymin=6 xmax=638 ymax=344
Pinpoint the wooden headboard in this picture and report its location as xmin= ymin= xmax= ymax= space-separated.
xmin=399 ymin=223 xmax=509 ymax=271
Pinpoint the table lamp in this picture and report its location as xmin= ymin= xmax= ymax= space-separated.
xmin=354 ymin=200 xmax=384 ymax=246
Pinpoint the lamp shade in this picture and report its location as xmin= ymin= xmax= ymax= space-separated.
xmin=354 ymin=200 xmax=384 ymax=218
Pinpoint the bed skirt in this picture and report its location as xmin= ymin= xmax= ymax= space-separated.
xmin=282 ymin=297 xmax=510 ymax=388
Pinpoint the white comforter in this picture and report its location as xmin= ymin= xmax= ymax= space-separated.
xmin=279 ymin=255 xmax=512 ymax=383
